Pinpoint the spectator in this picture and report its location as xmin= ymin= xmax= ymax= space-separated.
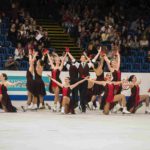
xmin=4 ymin=56 xmax=19 ymax=70
xmin=140 ymin=36 xmax=149 ymax=49
xmin=41 ymin=31 xmax=51 ymax=48
xmin=8 ymin=23 xmax=17 ymax=46
xmin=14 ymin=43 xmax=25 ymax=61
xmin=131 ymin=35 xmax=140 ymax=49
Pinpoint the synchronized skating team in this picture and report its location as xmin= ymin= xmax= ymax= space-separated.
xmin=0 ymin=47 xmax=150 ymax=115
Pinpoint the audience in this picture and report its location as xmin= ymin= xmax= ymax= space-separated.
xmin=4 ymin=56 xmax=19 ymax=70
xmin=14 ymin=43 xmax=25 ymax=61
xmin=0 ymin=0 xmax=150 ymax=72
xmin=60 ymin=0 xmax=150 ymax=54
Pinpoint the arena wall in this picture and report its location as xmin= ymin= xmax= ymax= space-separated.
xmin=0 ymin=71 xmax=149 ymax=100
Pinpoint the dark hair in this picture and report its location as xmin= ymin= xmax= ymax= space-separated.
xmin=93 ymin=62 xmax=98 ymax=69
xmin=128 ymin=75 xmax=135 ymax=82
xmin=2 ymin=73 xmax=8 ymax=80
xmin=38 ymin=59 xmax=44 ymax=66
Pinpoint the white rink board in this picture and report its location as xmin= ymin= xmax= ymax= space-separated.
xmin=0 ymin=71 xmax=149 ymax=96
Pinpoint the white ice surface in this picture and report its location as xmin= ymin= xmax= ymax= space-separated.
xmin=0 ymin=101 xmax=150 ymax=150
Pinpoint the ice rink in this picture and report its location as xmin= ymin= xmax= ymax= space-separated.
xmin=0 ymin=101 xmax=150 ymax=150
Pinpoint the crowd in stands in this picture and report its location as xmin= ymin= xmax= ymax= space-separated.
xmin=0 ymin=1 xmax=51 ymax=70
xmin=0 ymin=0 xmax=150 ymax=72
xmin=8 ymin=2 xmax=51 ymax=61
xmin=60 ymin=0 xmax=150 ymax=56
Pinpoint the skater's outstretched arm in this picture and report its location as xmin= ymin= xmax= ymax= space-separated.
xmin=47 ymin=53 xmax=55 ymax=69
xmin=115 ymin=51 xmax=120 ymax=71
xmin=70 ymin=76 xmax=89 ymax=89
xmin=92 ymin=47 xmax=101 ymax=62
xmin=6 ymin=81 xmax=21 ymax=86
xmin=67 ymin=52 xmax=75 ymax=61
xmin=48 ymin=75 xmax=63 ymax=88
xmin=59 ymin=53 xmax=67 ymax=71
xmin=88 ymin=79 xmax=107 ymax=86
xmin=104 ymin=55 xmax=114 ymax=72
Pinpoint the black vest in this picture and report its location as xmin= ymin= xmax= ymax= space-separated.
xmin=69 ymin=64 xmax=78 ymax=81
xmin=78 ymin=63 xmax=90 ymax=78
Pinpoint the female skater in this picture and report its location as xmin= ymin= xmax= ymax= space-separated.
xmin=104 ymin=50 xmax=122 ymax=94
xmin=127 ymin=75 xmax=150 ymax=113
xmin=48 ymin=75 xmax=88 ymax=114
xmin=33 ymin=57 xmax=46 ymax=109
xmin=84 ymin=47 xmax=105 ymax=109
xmin=47 ymin=53 xmax=67 ymax=111
xmin=89 ymin=73 xmax=130 ymax=115
xmin=25 ymin=50 xmax=38 ymax=109
xmin=0 ymin=73 xmax=20 ymax=112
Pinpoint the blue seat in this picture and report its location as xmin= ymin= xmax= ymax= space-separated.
xmin=126 ymin=56 xmax=134 ymax=63
xmin=19 ymin=61 xmax=29 ymax=70
xmin=141 ymin=63 xmax=150 ymax=72
xmin=0 ymin=54 xmax=6 ymax=60
xmin=121 ymin=63 xmax=132 ymax=72
xmin=0 ymin=47 xmax=7 ymax=55
xmin=0 ymin=23 xmax=6 ymax=29
xmin=132 ymin=63 xmax=141 ymax=72
xmin=4 ymin=41 xmax=12 ymax=47
xmin=121 ymin=56 xmax=126 ymax=63
xmin=2 ymin=17 xmax=9 ymax=25
xmin=6 ymin=47 xmax=15 ymax=55
xmin=137 ymin=50 xmax=146 ymax=57
xmin=1 ymin=28 xmax=8 ymax=35
xmin=133 ymin=56 xmax=144 ymax=63
xmin=0 ymin=61 xmax=5 ymax=69
xmin=130 ymin=49 xmax=137 ymax=56
xmin=0 ymin=41 xmax=4 ymax=46
xmin=0 ymin=35 xmax=6 ymax=41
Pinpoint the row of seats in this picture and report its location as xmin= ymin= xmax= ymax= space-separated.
xmin=0 ymin=17 xmax=149 ymax=72
xmin=129 ymin=50 xmax=147 ymax=57
xmin=0 ymin=41 xmax=12 ymax=47
xmin=0 ymin=47 xmax=15 ymax=56
xmin=121 ymin=63 xmax=150 ymax=72
xmin=122 ymin=56 xmax=146 ymax=63
xmin=0 ymin=60 xmax=29 ymax=70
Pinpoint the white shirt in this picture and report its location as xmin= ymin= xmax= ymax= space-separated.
xmin=64 ymin=59 xmax=95 ymax=70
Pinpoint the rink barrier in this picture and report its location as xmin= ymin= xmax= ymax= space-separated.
xmin=0 ymin=71 xmax=149 ymax=101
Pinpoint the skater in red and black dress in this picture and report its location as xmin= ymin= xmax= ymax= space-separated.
xmin=126 ymin=75 xmax=150 ymax=113
xmin=84 ymin=47 xmax=105 ymax=109
xmin=33 ymin=58 xmax=46 ymax=109
xmin=89 ymin=73 xmax=130 ymax=115
xmin=25 ymin=51 xmax=38 ymax=109
xmin=48 ymin=75 xmax=88 ymax=114
xmin=104 ymin=50 xmax=122 ymax=95
xmin=47 ymin=53 xmax=67 ymax=111
xmin=104 ymin=50 xmax=123 ymax=112
xmin=0 ymin=73 xmax=20 ymax=112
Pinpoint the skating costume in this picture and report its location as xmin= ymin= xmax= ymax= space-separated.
xmin=0 ymin=84 xmax=2 ymax=94
xmin=112 ymin=70 xmax=122 ymax=94
xmin=26 ymin=69 xmax=37 ymax=96
xmin=49 ymin=69 xmax=61 ymax=93
xmin=0 ymin=85 xmax=17 ymax=112
xmin=62 ymin=87 xmax=71 ymax=97
xmin=68 ymin=63 xmax=79 ymax=111
xmin=34 ymin=68 xmax=46 ymax=96
xmin=93 ymin=72 xmax=104 ymax=95
xmin=87 ymin=87 xmax=94 ymax=103
xmin=127 ymin=85 xmax=140 ymax=111
xmin=100 ymin=83 xmax=115 ymax=110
